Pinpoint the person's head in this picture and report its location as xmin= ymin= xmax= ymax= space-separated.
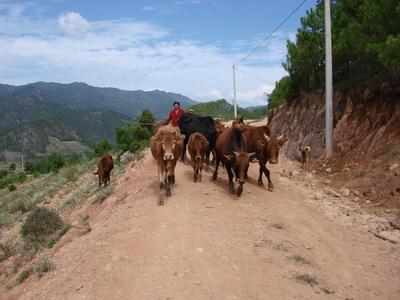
xmin=173 ymin=101 xmax=180 ymax=109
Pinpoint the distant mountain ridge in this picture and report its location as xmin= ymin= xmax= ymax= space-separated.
xmin=0 ymin=82 xmax=197 ymax=119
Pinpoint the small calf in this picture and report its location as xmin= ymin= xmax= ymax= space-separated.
xmin=299 ymin=146 xmax=311 ymax=171
xmin=188 ymin=132 xmax=209 ymax=182
xmin=95 ymin=154 xmax=114 ymax=187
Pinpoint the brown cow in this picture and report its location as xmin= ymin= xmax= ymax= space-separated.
xmin=299 ymin=146 xmax=311 ymax=171
xmin=94 ymin=154 xmax=114 ymax=187
xmin=188 ymin=132 xmax=209 ymax=182
xmin=212 ymin=127 xmax=255 ymax=196
xmin=244 ymin=126 xmax=287 ymax=191
xmin=150 ymin=125 xmax=185 ymax=205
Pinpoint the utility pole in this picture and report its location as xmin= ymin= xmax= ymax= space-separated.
xmin=232 ymin=64 xmax=237 ymax=119
xmin=324 ymin=0 xmax=333 ymax=158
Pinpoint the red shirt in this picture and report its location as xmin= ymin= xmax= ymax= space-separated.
xmin=165 ymin=107 xmax=185 ymax=127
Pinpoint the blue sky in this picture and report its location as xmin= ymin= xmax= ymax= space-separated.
xmin=0 ymin=0 xmax=317 ymax=106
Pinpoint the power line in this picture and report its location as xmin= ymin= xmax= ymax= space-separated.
xmin=236 ymin=67 xmax=269 ymax=84
xmin=235 ymin=0 xmax=307 ymax=66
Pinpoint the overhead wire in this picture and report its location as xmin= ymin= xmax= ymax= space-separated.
xmin=235 ymin=0 xmax=307 ymax=66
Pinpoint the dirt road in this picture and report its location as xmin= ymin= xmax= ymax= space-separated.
xmin=5 ymin=151 xmax=400 ymax=299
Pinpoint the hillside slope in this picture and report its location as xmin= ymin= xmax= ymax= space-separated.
xmin=268 ymin=73 xmax=400 ymax=210
xmin=0 ymin=96 xmax=132 ymax=158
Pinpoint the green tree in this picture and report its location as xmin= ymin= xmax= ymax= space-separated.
xmin=115 ymin=124 xmax=151 ymax=153
xmin=47 ymin=153 xmax=65 ymax=172
xmin=137 ymin=109 xmax=155 ymax=132
xmin=267 ymin=76 xmax=293 ymax=110
xmin=9 ymin=163 xmax=16 ymax=171
xmin=92 ymin=138 xmax=112 ymax=156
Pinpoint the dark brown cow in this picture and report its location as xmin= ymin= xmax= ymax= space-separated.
xmin=150 ymin=125 xmax=185 ymax=204
xmin=244 ymin=126 xmax=287 ymax=191
xmin=188 ymin=132 xmax=209 ymax=182
xmin=94 ymin=154 xmax=114 ymax=187
xmin=212 ymin=127 xmax=255 ymax=196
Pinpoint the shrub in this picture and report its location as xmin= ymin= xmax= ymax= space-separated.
xmin=16 ymin=268 xmax=32 ymax=284
xmin=20 ymin=208 xmax=63 ymax=244
xmin=8 ymin=184 xmax=17 ymax=192
xmin=0 ymin=169 xmax=8 ymax=178
xmin=0 ymin=180 xmax=7 ymax=189
xmin=48 ymin=153 xmax=65 ymax=173
xmin=9 ymin=163 xmax=16 ymax=171
xmin=61 ymin=165 xmax=79 ymax=181
xmin=93 ymin=138 xmax=113 ymax=157
xmin=15 ymin=172 xmax=27 ymax=183
xmin=8 ymin=198 xmax=34 ymax=214
xmin=32 ymin=171 xmax=41 ymax=179
xmin=33 ymin=257 xmax=54 ymax=277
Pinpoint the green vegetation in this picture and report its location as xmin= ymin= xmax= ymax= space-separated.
xmin=92 ymin=138 xmax=112 ymax=156
xmin=9 ymin=163 xmax=16 ymax=171
xmin=33 ymin=257 xmax=54 ymax=277
xmin=290 ymin=254 xmax=311 ymax=265
xmin=115 ymin=109 xmax=154 ymax=153
xmin=137 ymin=108 xmax=155 ymax=132
xmin=16 ymin=268 xmax=33 ymax=284
xmin=8 ymin=184 xmax=17 ymax=192
xmin=188 ymin=99 xmax=265 ymax=120
xmin=268 ymin=0 xmax=400 ymax=110
xmin=20 ymin=208 xmax=63 ymax=245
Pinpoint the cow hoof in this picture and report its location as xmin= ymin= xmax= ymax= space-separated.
xmin=168 ymin=175 xmax=175 ymax=185
xmin=158 ymin=199 xmax=164 ymax=205
xmin=237 ymin=184 xmax=243 ymax=196
xmin=194 ymin=177 xmax=197 ymax=183
xmin=258 ymin=181 xmax=264 ymax=187
xmin=212 ymin=173 xmax=217 ymax=181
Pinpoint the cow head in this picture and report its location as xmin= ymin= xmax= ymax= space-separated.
xmin=160 ymin=131 xmax=185 ymax=161
xmin=257 ymin=134 xmax=287 ymax=164
xmin=193 ymin=139 xmax=209 ymax=167
xmin=224 ymin=151 xmax=256 ymax=184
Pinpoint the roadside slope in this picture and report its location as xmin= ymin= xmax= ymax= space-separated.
xmin=4 ymin=151 xmax=399 ymax=299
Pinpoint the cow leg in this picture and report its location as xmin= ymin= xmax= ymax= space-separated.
xmin=167 ymin=160 xmax=176 ymax=186
xmin=181 ymin=142 xmax=187 ymax=163
xmin=157 ymin=164 xmax=165 ymax=205
xmin=199 ymin=166 xmax=202 ymax=182
xmin=165 ymin=161 xmax=173 ymax=197
xmin=98 ymin=174 xmax=102 ymax=187
xmin=226 ymin=166 xmax=235 ymax=194
xmin=212 ymin=157 xmax=220 ymax=181
xmin=205 ymin=150 xmax=211 ymax=170
xmin=258 ymin=165 xmax=264 ymax=187
xmin=262 ymin=165 xmax=274 ymax=191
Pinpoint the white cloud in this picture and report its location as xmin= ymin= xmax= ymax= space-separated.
xmin=58 ymin=12 xmax=91 ymax=35
xmin=0 ymin=3 xmax=289 ymax=106
xmin=143 ymin=6 xmax=156 ymax=11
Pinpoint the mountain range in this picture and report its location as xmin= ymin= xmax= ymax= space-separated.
xmin=0 ymin=82 xmax=196 ymax=161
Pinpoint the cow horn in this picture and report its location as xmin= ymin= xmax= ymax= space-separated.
xmin=263 ymin=133 xmax=271 ymax=141
xmin=233 ymin=151 xmax=240 ymax=157
xmin=278 ymin=134 xmax=284 ymax=140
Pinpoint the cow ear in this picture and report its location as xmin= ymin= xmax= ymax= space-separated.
xmin=176 ymin=134 xmax=185 ymax=141
xmin=233 ymin=151 xmax=240 ymax=157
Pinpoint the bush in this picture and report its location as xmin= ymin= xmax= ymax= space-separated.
xmin=20 ymin=208 xmax=63 ymax=244
xmin=92 ymin=138 xmax=113 ymax=157
xmin=8 ymin=198 xmax=34 ymax=214
xmin=0 ymin=180 xmax=7 ymax=189
xmin=116 ymin=124 xmax=151 ymax=153
xmin=8 ymin=184 xmax=17 ymax=192
xmin=16 ymin=268 xmax=32 ymax=284
xmin=32 ymin=171 xmax=41 ymax=179
xmin=0 ymin=169 xmax=8 ymax=178
xmin=15 ymin=172 xmax=27 ymax=183
xmin=33 ymin=257 xmax=54 ymax=277
xmin=61 ymin=165 xmax=79 ymax=181
xmin=48 ymin=153 xmax=65 ymax=173
xmin=9 ymin=163 xmax=16 ymax=171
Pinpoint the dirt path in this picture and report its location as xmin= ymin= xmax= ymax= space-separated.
xmin=4 ymin=151 xmax=400 ymax=300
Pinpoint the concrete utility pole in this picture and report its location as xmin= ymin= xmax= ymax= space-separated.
xmin=324 ymin=0 xmax=333 ymax=158
xmin=232 ymin=64 xmax=237 ymax=119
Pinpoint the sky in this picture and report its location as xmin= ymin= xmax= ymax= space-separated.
xmin=0 ymin=0 xmax=317 ymax=107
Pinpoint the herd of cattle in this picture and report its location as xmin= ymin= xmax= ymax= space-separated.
xmin=94 ymin=113 xmax=313 ymax=206
xmin=150 ymin=114 xmax=287 ymax=205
